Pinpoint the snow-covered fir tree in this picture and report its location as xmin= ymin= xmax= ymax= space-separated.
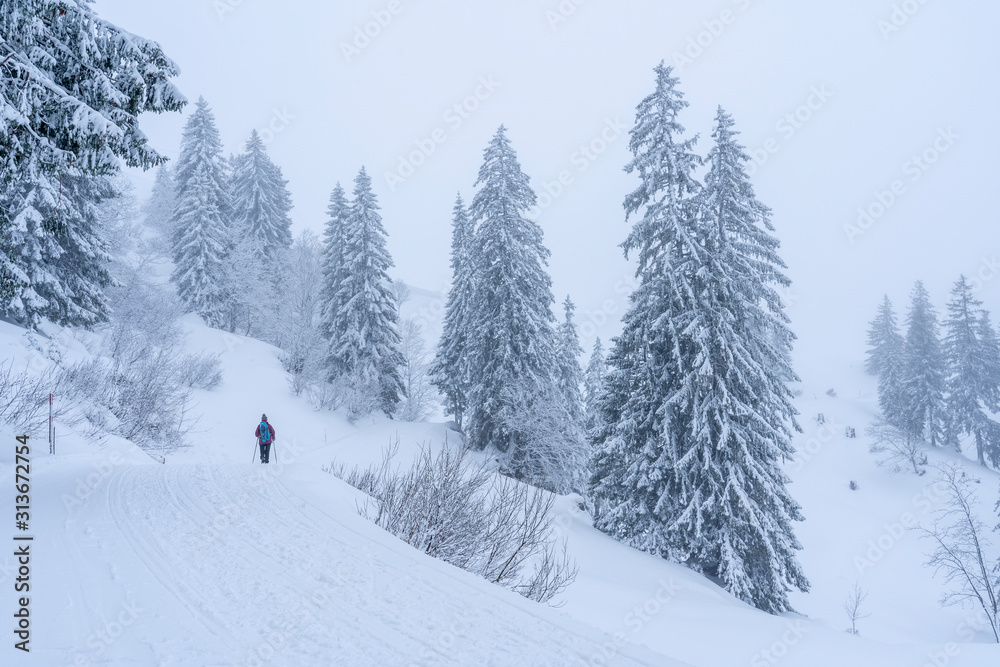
xmin=430 ymin=194 xmax=477 ymax=430
xmin=901 ymin=281 xmax=946 ymax=448
xmin=170 ymin=98 xmax=231 ymax=327
xmin=590 ymin=62 xmax=703 ymax=562
xmin=583 ymin=338 xmax=607 ymax=435
xmin=142 ymin=165 xmax=177 ymax=237
xmin=464 ymin=126 xmax=561 ymax=484
xmin=0 ymin=0 xmax=183 ymax=325
xmin=591 ymin=76 xmax=808 ymax=614
xmin=976 ymin=313 xmax=1000 ymax=468
xmin=220 ymin=130 xmax=293 ymax=333
xmin=329 ymin=168 xmax=405 ymax=418
xmin=943 ymin=276 xmax=1000 ymax=466
xmin=319 ymin=183 xmax=350 ymax=380
xmin=555 ymin=296 xmax=586 ymax=426
xmin=678 ymin=106 xmax=807 ymax=612
xmin=229 ymin=130 xmax=293 ymax=258
xmin=5 ymin=174 xmax=119 ymax=327
xmin=866 ymin=296 xmax=907 ymax=426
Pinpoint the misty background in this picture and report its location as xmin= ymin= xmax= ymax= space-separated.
xmin=99 ymin=0 xmax=997 ymax=382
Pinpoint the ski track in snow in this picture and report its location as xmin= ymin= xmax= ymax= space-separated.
xmin=79 ymin=463 xmax=684 ymax=666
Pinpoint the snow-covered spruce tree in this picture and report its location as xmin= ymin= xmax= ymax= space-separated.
xmin=592 ymin=80 xmax=808 ymax=614
xmin=590 ymin=62 xmax=703 ymax=562
xmin=675 ymin=106 xmax=808 ymax=612
xmin=901 ymin=281 xmax=946 ymax=448
xmin=330 ymin=168 xmax=405 ymax=418
xmin=583 ymin=337 xmax=607 ymax=435
xmin=943 ymin=277 xmax=1000 ymax=466
xmin=5 ymin=173 xmax=121 ymax=327
xmin=319 ymin=183 xmax=350 ymax=380
xmin=0 ymin=0 xmax=183 ymax=325
xmin=464 ymin=127 xmax=562 ymax=484
xmin=169 ymin=98 xmax=231 ymax=327
xmin=556 ymin=296 xmax=586 ymax=426
xmin=975 ymin=314 xmax=1000 ymax=467
xmin=220 ymin=130 xmax=293 ymax=334
xmin=866 ymin=296 xmax=907 ymax=427
xmin=430 ymin=194 xmax=477 ymax=430
xmin=229 ymin=130 xmax=293 ymax=258
xmin=142 ymin=164 xmax=177 ymax=238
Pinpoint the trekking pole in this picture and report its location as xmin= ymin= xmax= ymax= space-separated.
xmin=252 ymin=440 xmax=259 ymax=463
xmin=273 ymin=440 xmax=278 ymax=464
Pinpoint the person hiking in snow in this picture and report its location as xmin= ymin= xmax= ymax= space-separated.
xmin=255 ymin=414 xmax=275 ymax=464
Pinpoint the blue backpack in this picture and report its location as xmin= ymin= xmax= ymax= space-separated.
xmin=259 ymin=421 xmax=272 ymax=444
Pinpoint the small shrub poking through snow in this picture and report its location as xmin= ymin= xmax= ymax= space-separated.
xmin=0 ymin=361 xmax=57 ymax=433
xmin=328 ymin=440 xmax=578 ymax=604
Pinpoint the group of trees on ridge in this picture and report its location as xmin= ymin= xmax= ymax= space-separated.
xmin=1 ymin=1 xmax=812 ymax=615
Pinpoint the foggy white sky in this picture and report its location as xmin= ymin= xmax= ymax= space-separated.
xmin=98 ymin=0 xmax=999 ymax=384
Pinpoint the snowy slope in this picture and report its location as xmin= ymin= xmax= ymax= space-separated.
xmin=1 ymin=316 xmax=999 ymax=666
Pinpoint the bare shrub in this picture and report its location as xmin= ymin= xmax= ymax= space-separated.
xmin=59 ymin=280 xmax=219 ymax=452
xmin=329 ymin=440 xmax=578 ymax=604
xmin=0 ymin=361 xmax=56 ymax=433
xmin=843 ymin=582 xmax=871 ymax=636
xmin=497 ymin=382 xmax=589 ymax=495
xmin=919 ymin=464 xmax=999 ymax=642
xmin=867 ymin=418 xmax=927 ymax=475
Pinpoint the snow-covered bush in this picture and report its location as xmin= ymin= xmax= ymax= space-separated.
xmin=397 ymin=318 xmax=438 ymax=422
xmin=330 ymin=441 xmax=578 ymax=604
xmin=497 ymin=382 xmax=588 ymax=495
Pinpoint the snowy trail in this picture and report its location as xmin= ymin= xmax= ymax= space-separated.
xmin=41 ymin=461 xmax=687 ymax=666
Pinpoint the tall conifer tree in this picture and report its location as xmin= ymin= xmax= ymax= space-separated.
xmin=170 ymin=98 xmax=231 ymax=326
xmin=591 ymin=72 xmax=807 ymax=614
xmin=330 ymin=168 xmax=404 ymax=417
xmin=901 ymin=281 xmax=946 ymax=447
xmin=465 ymin=126 xmax=560 ymax=481
xmin=431 ymin=194 xmax=477 ymax=430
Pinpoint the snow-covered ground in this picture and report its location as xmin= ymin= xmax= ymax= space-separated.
xmin=1 ymin=315 xmax=999 ymax=665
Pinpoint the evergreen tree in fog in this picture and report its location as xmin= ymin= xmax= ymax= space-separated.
xmin=319 ymin=183 xmax=350 ymax=380
xmin=555 ymin=296 xmax=586 ymax=427
xmin=6 ymin=175 xmax=119 ymax=327
xmin=464 ymin=127 xmax=559 ymax=480
xmin=901 ymin=281 xmax=946 ymax=448
xmin=170 ymin=98 xmax=231 ymax=327
xmin=866 ymin=295 xmax=906 ymax=426
xmin=142 ymin=165 xmax=177 ymax=237
xmin=677 ymin=107 xmax=807 ymax=612
xmin=330 ymin=168 xmax=405 ymax=418
xmin=431 ymin=194 xmax=477 ymax=430
xmin=230 ymin=130 xmax=293 ymax=259
xmin=583 ymin=338 xmax=607 ymax=435
xmin=0 ymin=0 xmax=183 ymax=325
xmin=590 ymin=63 xmax=703 ymax=562
xmin=942 ymin=276 xmax=1000 ymax=466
